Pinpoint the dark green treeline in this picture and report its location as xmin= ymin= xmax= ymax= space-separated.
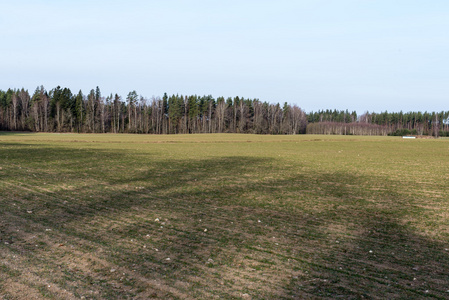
xmin=0 ymin=86 xmax=306 ymax=135
xmin=0 ymin=86 xmax=447 ymax=136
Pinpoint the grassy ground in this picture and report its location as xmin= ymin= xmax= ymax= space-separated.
xmin=1 ymin=132 xmax=448 ymax=299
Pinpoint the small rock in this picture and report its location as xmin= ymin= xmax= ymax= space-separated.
xmin=369 ymin=250 xmax=373 ymax=253
xmin=204 ymin=229 xmax=208 ymax=232
xmin=154 ymin=218 xmax=160 ymax=222
xmin=165 ymin=258 xmax=171 ymax=261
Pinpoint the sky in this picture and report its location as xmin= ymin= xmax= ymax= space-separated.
xmin=1 ymin=0 xmax=448 ymax=113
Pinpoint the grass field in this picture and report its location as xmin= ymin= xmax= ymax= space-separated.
xmin=1 ymin=132 xmax=449 ymax=299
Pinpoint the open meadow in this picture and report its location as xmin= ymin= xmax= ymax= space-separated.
xmin=1 ymin=132 xmax=449 ymax=299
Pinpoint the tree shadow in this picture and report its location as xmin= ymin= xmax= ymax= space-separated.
xmin=283 ymin=171 xmax=449 ymax=299
xmin=294 ymin=214 xmax=449 ymax=299
xmin=1 ymin=142 xmax=448 ymax=298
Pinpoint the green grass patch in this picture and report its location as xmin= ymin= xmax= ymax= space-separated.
xmin=1 ymin=133 xmax=449 ymax=299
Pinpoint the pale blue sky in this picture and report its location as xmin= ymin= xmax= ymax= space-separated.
xmin=1 ymin=0 xmax=448 ymax=113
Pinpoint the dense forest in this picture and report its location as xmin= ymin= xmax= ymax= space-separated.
xmin=1 ymin=86 xmax=448 ymax=136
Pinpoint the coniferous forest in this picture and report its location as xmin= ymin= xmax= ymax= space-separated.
xmin=1 ymin=86 xmax=448 ymax=136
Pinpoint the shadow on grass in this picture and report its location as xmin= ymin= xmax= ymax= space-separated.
xmin=1 ymin=142 xmax=449 ymax=298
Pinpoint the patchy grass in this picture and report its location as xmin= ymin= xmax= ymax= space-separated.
xmin=1 ymin=132 xmax=449 ymax=299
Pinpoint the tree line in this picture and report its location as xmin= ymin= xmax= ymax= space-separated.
xmin=0 ymin=86 xmax=307 ymax=135
xmin=0 ymin=86 xmax=447 ymax=136
xmin=306 ymin=110 xmax=449 ymax=136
